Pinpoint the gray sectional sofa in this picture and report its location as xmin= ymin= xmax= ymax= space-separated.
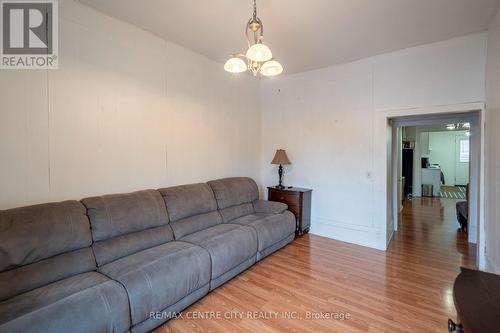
xmin=0 ymin=177 xmax=296 ymax=333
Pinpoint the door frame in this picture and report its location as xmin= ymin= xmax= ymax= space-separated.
xmin=385 ymin=104 xmax=485 ymax=270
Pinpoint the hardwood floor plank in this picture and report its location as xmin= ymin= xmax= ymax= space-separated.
xmin=153 ymin=198 xmax=475 ymax=333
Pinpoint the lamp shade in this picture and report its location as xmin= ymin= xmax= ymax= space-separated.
xmin=246 ymin=43 xmax=273 ymax=62
xmin=260 ymin=60 xmax=283 ymax=77
xmin=271 ymin=149 xmax=291 ymax=165
xmin=224 ymin=57 xmax=247 ymax=73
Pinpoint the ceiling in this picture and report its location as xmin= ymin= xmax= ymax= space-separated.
xmin=79 ymin=0 xmax=500 ymax=74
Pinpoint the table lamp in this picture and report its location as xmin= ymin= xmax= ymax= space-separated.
xmin=271 ymin=149 xmax=291 ymax=189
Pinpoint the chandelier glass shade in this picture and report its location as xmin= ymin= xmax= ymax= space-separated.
xmin=224 ymin=57 xmax=247 ymax=73
xmin=224 ymin=0 xmax=282 ymax=77
xmin=246 ymin=43 xmax=272 ymax=62
xmin=260 ymin=60 xmax=283 ymax=76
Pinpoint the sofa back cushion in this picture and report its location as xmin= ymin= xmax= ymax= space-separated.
xmin=82 ymin=190 xmax=173 ymax=266
xmin=207 ymin=177 xmax=258 ymax=222
xmin=159 ymin=183 xmax=222 ymax=239
xmin=0 ymin=201 xmax=95 ymax=301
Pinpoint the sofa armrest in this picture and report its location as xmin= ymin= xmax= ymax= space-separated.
xmin=253 ymin=200 xmax=288 ymax=214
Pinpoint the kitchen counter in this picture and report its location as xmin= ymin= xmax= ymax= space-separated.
xmin=421 ymin=167 xmax=441 ymax=196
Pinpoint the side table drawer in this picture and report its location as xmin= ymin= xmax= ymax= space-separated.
xmin=269 ymin=191 xmax=299 ymax=206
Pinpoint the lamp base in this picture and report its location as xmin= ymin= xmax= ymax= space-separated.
xmin=277 ymin=164 xmax=284 ymax=190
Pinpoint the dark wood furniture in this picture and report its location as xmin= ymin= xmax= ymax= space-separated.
xmin=268 ymin=187 xmax=312 ymax=236
xmin=448 ymin=267 xmax=500 ymax=333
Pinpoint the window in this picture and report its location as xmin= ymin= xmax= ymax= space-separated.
xmin=459 ymin=139 xmax=469 ymax=162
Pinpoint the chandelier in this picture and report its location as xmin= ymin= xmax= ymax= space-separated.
xmin=224 ymin=0 xmax=283 ymax=77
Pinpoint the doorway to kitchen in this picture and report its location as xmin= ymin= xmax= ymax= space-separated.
xmin=389 ymin=110 xmax=483 ymax=269
xmin=401 ymin=124 xmax=470 ymax=200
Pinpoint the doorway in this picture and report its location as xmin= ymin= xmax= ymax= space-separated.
xmin=389 ymin=110 xmax=483 ymax=269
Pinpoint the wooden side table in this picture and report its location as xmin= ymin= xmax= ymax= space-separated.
xmin=448 ymin=267 xmax=500 ymax=333
xmin=267 ymin=187 xmax=312 ymax=236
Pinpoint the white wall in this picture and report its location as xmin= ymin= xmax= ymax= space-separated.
xmin=260 ymin=34 xmax=486 ymax=250
xmin=485 ymin=8 xmax=500 ymax=274
xmin=0 ymin=1 xmax=261 ymax=209
xmin=427 ymin=130 xmax=469 ymax=186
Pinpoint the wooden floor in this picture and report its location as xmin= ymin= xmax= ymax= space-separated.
xmin=154 ymin=197 xmax=476 ymax=333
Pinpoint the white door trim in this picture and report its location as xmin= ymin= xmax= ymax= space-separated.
xmin=384 ymin=103 xmax=485 ymax=270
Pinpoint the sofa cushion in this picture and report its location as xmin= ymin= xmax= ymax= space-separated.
xmin=0 ymin=201 xmax=95 ymax=301
xmin=82 ymin=190 xmax=174 ymax=266
xmin=253 ymin=200 xmax=288 ymax=214
xmin=0 ymin=200 xmax=92 ymax=272
xmin=99 ymin=241 xmax=210 ymax=326
xmin=231 ymin=211 xmax=296 ymax=254
xmin=0 ymin=272 xmax=130 ymax=333
xmin=217 ymin=203 xmax=255 ymax=223
xmin=207 ymin=177 xmax=260 ymax=222
xmin=169 ymin=211 xmax=223 ymax=240
xmin=180 ymin=224 xmax=257 ymax=280
xmin=159 ymin=184 xmax=222 ymax=239
xmin=0 ymin=247 xmax=96 ymax=303
xmin=82 ymin=190 xmax=170 ymax=242
xmin=91 ymin=225 xmax=174 ymax=267
xmin=207 ymin=177 xmax=259 ymax=209
xmin=159 ymin=183 xmax=217 ymax=222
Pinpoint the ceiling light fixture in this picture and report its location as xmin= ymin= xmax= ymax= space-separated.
xmin=224 ymin=0 xmax=283 ymax=78
xmin=446 ymin=123 xmax=471 ymax=131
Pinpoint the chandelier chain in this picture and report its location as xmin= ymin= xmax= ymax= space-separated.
xmin=253 ymin=0 xmax=257 ymax=19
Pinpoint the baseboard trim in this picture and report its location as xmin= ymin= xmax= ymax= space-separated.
xmin=310 ymin=220 xmax=384 ymax=251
